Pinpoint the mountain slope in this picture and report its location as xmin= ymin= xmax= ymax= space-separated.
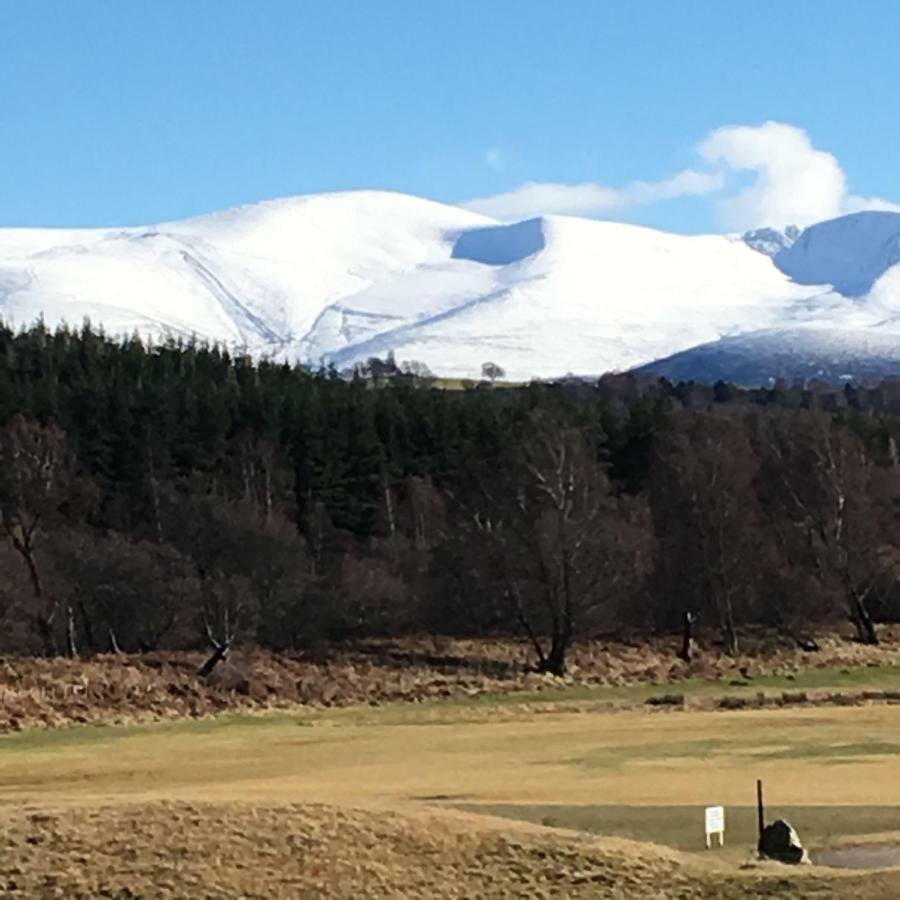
xmin=2 ymin=192 xmax=900 ymax=382
xmin=327 ymin=214 xmax=826 ymax=379
xmin=638 ymin=327 xmax=900 ymax=385
xmin=774 ymin=211 xmax=900 ymax=296
xmin=0 ymin=192 xmax=492 ymax=355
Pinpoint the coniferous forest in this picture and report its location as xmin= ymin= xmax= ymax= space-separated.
xmin=2 ymin=321 xmax=900 ymax=673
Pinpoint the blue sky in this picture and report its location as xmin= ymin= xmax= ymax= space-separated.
xmin=2 ymin=0 xmax=898 ymax=231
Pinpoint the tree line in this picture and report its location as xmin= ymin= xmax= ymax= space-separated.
xmin=1 ymin=321 xmax=900 ymax=674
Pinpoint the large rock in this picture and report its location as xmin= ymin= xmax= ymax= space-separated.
xmin=758 ymin=819 xmax=809 ymax=864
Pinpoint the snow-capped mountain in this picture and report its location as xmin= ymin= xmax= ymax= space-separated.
xmin=2 ymin=191 xmax=900 ymax=384
xmin=642 ymin=211 xmax=900 ymax=384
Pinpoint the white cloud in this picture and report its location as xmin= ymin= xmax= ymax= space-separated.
xmin=699 ymin=121 xmax=846 ymax=229
xmin=464 ymin=169 xmax=722 ymax=220
xmin=464 ymin=121 xmax=900 ymax=231
xmin=844 ymin=194 xmax=900 ymax=215
xmin=700 ymin=122 xmax=900 ymax=229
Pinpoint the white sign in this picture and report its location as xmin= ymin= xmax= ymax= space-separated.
xmin=704 ymin=805 xmax=725 ymax=848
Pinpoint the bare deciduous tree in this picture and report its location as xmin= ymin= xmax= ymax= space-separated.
xmin=481 ymin=362 xmax=505 ymax=383
xmin=470 ymin=412 xmax=648 ymax=675
xmin=50 ymin=529 xmax=191 ymax=654
xmin=755 ymin=412 xmax=891 ymax=645
xmin=651 ymin=413 xmax=761 ymax=655
xmin=0 ymin=416 xmax=88 ymax=655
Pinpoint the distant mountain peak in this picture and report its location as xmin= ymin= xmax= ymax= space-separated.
xmin=743 ymin=225 xmax=800 ymax=257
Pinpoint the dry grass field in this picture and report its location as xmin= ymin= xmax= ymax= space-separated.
xmin=5 ymin=685 xmax=900 ymax=896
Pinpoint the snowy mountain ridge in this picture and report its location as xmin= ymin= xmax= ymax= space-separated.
xmin=2 ymin=190 xmax=900 ymax=384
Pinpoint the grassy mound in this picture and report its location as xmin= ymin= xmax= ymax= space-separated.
xmin=0 ymin=801 xmax=883 ymax=899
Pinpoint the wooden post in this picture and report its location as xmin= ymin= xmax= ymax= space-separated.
xmin=756 ymin=779 xmax=765 ymax=841
xmin=679 ymin=611 xmax=696 ymax=662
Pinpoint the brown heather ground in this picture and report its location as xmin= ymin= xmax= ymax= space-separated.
xmin=5 ymin=627 xmax=900 ymax=732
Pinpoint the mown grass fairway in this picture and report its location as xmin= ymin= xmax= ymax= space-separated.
xmin=6 ymin=691 xmax=900 ymax=814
